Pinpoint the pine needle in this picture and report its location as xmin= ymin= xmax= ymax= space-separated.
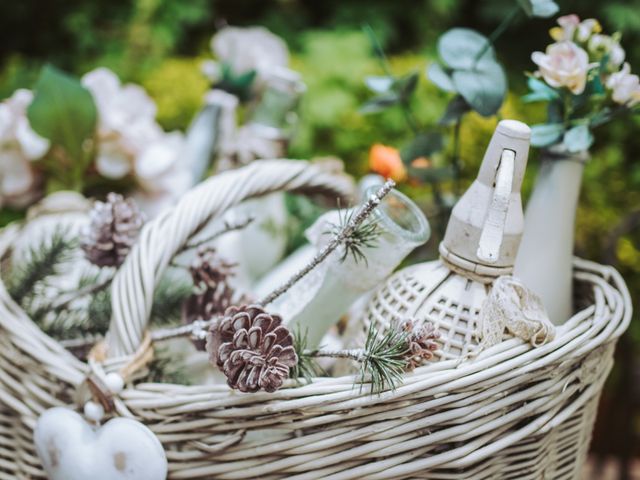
xmin=327 ymin=207 xmax=381 ymax=265
xmin=291 ymin=327 xmax=324 ymax=383
xmin=359 ymin=323 xmax=410 ymax=395
xmin=7 ymin=228 xmax=76 ymax=304
xmin=150 ymin=274 xmax=193 ymax=326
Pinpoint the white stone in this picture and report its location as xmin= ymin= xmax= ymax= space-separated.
xmin=35 ymin=407 xmax=167 ymax=480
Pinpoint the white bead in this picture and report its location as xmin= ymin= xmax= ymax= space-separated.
xmin=104 ymin=373 xmax=125 ymax=394
xmin=83 ymin=401 xmax=105 ymax=423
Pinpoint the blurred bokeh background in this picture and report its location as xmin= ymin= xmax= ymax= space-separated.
xmin=1 ymin=0 xmax=639 ymax=476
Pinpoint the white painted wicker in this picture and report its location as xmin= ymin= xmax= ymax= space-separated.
xmin=0 ymin=159 xmax=632 ymax=479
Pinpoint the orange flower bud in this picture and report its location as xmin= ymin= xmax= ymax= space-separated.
xmin=369 ymin=144 xmax=407 ymax=182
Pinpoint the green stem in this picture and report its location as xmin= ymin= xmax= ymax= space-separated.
xmin=451 ymin=118 xmax=462 ymax=196
xmin=474 ymin=7 xmax=521 ymax=67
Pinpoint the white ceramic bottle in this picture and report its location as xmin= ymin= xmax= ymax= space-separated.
xmin=515 ymin=147 xmax=589 ymax=325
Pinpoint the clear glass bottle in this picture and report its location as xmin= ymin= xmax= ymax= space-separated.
xmin=270 ymin=187 xmax=430 ymax=348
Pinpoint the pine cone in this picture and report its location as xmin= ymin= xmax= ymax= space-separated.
xmin=183 ymin=248 xmax=245 ymax=350
xmin=82 ymin=193 xmax=144 ymax=268
xmin=399 ymin=319 xmax=440 ymax=370
xmin=190 ymin=247 xmax=237 ymax=291
xmin=206 ymin=305 xmax=298 ymax=393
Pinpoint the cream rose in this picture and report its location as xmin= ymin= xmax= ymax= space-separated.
xmin=532 ymin=41 xmax=594 ymax=94
xmin=589 ymin=34 xmax=625 ymax=68
xmin=606 ymin=63 xmax=640 ymax=106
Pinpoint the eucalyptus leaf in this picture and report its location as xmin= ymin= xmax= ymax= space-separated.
xmin=400 ymin=132 xmax=444 ymax=164
xmin=563 ymin=125 xmax=593 ymax=153
xmin=452 ymin=61 xmax=506 ymax=116
xmin=426 ymin=63 xmax=456 ymax=93
xmin=439 ymin=95 xmax=470 ymax=125
xmin=517 ymin=0 xmax=559 ymax=18
xmin=527 ymin=77 xmax=559 ymax=99
xmin=365 ymin=76 xmax=394 ymax=94
xmin=394 ymin=72 xmax=419 ymax=100
xmin=359 ymin=93 xmax=401 ymax=114
xmin=28 ymin=65 xmax=97 ymax=165
xmin=530 ymin=123 xmax=564 ymax=147
xmin=437 ymin=28 xmax=494 ymax=70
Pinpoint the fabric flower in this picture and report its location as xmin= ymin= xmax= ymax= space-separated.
xmin=589 ymin=34 xmax=626 ymax=68
xmin=0 ymin=89 xmax=50 ymax=208
xmin=532 ymin=41 xmax=595 ymax=94
xmin=369 ymin=144 xmax=407 ymax=182
xmin=550 ymin=15 xmax=601 ymax=43
xmin=211 ymin=26 xmax=288 ymax=81
xmin=607 ymin=63 xmax=640 ymax=106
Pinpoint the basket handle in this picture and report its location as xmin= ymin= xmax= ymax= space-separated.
xmin=103 ymin=159 xmax=354 ymax=358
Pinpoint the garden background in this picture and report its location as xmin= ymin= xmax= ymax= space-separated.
xmin=1 ymin=0 xmax=639 ymax=475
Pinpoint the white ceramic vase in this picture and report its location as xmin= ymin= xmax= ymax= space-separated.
xmin=515 ymin=149 xmax=588 ymax=325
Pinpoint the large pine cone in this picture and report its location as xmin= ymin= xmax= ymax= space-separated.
xmin=206 ymin=305 xmax=298 ymax=393
xmin=82 ymin=193 xmax=144 ymax=267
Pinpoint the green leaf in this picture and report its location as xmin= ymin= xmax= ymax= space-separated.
xmin=517 ymin=0 xmax=559 ymax=18
xmin=394 ymin=72 xmax=419 ymax=100
xmin=437 ymin=28 xmax=494 ymax=70
xmin=359 ymin=93 xmax=401 ymax=114
xmin=408 ymin=165 xmax=455 ymax=183
xmin=530 ymin=123 xmax=564 ymax=147
xmin=525 ymin=77 xmax=559 ymax=102
xmin=365 ymin=76 xmax=394 ymax=93
xmin=426 ymin=63 xmax=456 ymax=93
xmin=439 ymin=95 xmax=470 ymax=125
xmin=452 ymin=61 xmax=507 ymax=116
xmin=563 ymin=125 xmax=594 ymax=153
xmin=28 ymin=65 xmax=97 ymax=166
xmin=400 ymin=132 xmax=444 ymax=164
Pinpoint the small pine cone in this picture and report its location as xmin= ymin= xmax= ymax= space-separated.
xmin=206 ymin=305 xmax=298 ymax=393
xmin=82 ymin=193 xmax=144 ymax=268
xmin=190 ymin=247 xmax=237 ymax=291
xmin=183 ymin=248 xmax=247 ymax=350
xmin=399 ymin=319 xmax=440 ymax=370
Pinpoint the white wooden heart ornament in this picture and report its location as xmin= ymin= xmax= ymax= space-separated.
xmin=34 ymin=407 xmax=167 ymax=480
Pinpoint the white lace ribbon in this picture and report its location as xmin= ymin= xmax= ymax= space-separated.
xmin=478 ymin=275 xmax=556 ymax=349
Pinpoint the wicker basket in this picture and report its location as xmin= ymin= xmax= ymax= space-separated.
xmin=0 ymin=160 xmax=632 ymax=479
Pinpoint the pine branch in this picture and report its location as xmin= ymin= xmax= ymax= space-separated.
xmin=149 ymin=181 xmax=396 ymax=346
xmin=150 ymin=275 xmax=193 ymax=326
xmin=146 ymin=346 xmax=190 ymax=385
xmin=297 ymin=323 xmax=411 ymax=395
xmin=260 ymin=180 xmax=395 ymax=306
xmin=290 ymin=327 xmax=324 ymax=383
xmin=7 ymin=229 xmax=76 ymax=304
xmin=326 ymin=207 xmax=380 ymax=265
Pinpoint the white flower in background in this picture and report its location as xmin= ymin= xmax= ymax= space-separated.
xmin=211 ymin=26 xmax=288 ymax=80
xmin=588 ymin=34 xmax=626 ymax=68
xmin=82 ymin=67 xmax=190 ymax=215
xmin=82 ymin=68 xmax=159 ymax=180
xmin=532 ymin=41 xmax=595 ymax=94
xmin=606 ymin=63 xmax=640 ymax=106
xmin=550 ymin=15 xmax=580 ymax=41
xmin=0 ymin=89 xmax=50 ymax=207
xmin=550 ymin=15 xmax=601 ymax=43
